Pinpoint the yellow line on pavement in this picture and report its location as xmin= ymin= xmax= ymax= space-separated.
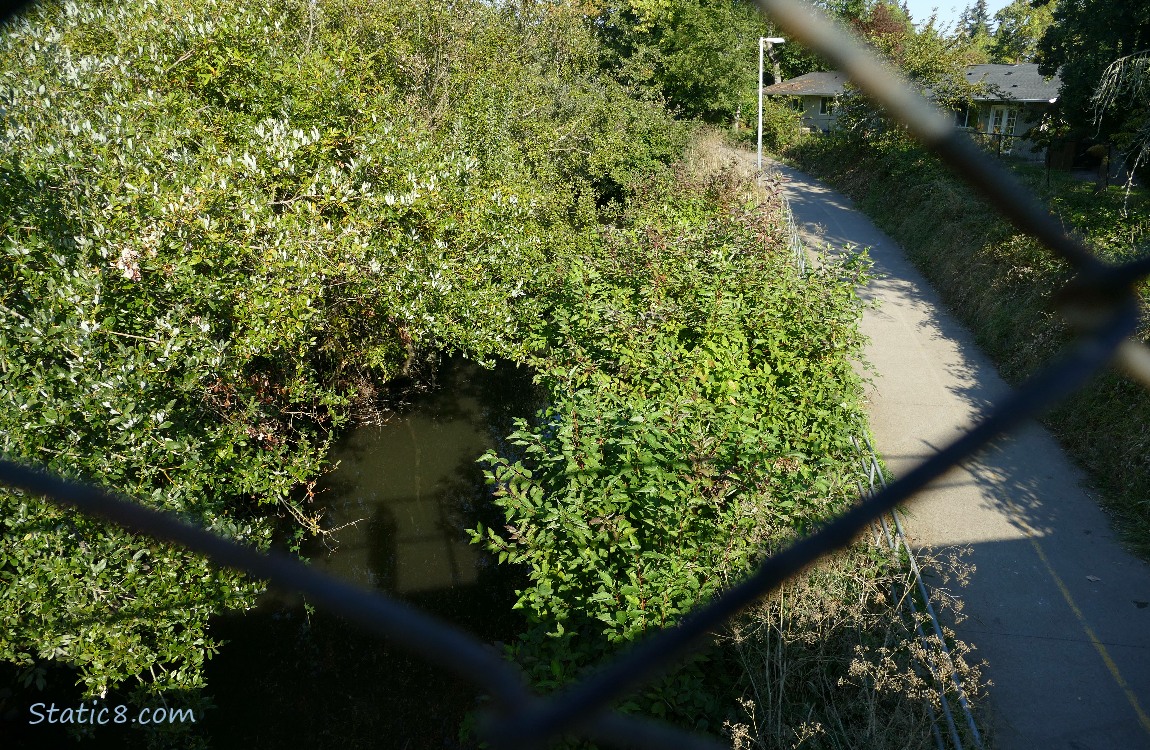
xmin=1030 ymin=537 xmax=1150 ymax=737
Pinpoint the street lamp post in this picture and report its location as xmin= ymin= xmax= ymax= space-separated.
xmin=757 ymin=36 xmax=785 ymax=171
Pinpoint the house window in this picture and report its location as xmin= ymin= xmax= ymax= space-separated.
xmin=988 ymin=106 xmax=1018 ymax=136
xmin=989 ymin=105 xmax=1019 ymax=154
xmin=820 ymin=97 xmax=836 ymax=115
xmin=790 ymin=97 xmax=804 ymax=112
xmin=953 ymin=106 xmax=976 ymax=129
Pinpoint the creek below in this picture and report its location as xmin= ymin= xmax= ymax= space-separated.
xmin=201 ymin=357 xmax=542 ymax=750
xmin=1 ymin=358 xmax=541 ymax=750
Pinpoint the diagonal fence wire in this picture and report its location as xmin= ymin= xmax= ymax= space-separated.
xmin=1 ymin=1 xmax=1149 ymax=749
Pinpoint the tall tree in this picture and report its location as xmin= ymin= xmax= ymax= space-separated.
xmin=958 ymin=0 xmax=994 ymax=61
xmin=1091 ymin=50 xmax=1150 ymax=180
xmin=852 ymin=0 xmax=915 ymax=60
xmin=991 ymin=0 xmax=1055 ymax=63
xmin=824 ymin=0 xmax=869 ymax=22
xmin=969 ymin=0 xmax=992 ymax=36
xmin=594 ymin=0 xmax=775 ymax=121
xmin=1036 ymin=0 xmax=1150 ymax=147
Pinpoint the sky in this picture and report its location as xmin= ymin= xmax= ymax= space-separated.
xmin=902 ymin=0 xmax=1016 ymax=33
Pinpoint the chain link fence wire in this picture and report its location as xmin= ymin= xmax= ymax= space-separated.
xmin=2 ymin=0 xmax=1149 ymax=748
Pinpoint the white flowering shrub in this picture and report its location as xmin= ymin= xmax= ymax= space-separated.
xmin=0 ymin=0 xmax=688 ymax=729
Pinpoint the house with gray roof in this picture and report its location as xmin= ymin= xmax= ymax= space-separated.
xmin=763 ymin=63 xmax=1062 ymax=159
xmin=761 ymin=71 xmax=849 ymax=133
xmin=959 ymin=64 xmax=1061 ymax=157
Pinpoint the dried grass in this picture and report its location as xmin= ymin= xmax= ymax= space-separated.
xmin=721 ymin=540 xmax=986 ymax=750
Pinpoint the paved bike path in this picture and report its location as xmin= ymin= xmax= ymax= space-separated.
xmin=768 ymin=160 xmax=1150 ymax=750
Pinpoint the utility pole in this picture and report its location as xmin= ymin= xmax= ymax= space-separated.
xmin=758 ymin=37 xmax=785 ymax=171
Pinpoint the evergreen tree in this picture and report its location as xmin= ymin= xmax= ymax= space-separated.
xmin=958 ymin=0 xmax=994 ymax=61
xmin=1037 ymin=0 xmax=1150 ymax=174
xmin=968 ymin=0 xmax=992 ymax=37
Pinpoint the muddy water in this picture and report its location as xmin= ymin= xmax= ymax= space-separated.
xmin=313 ymin=364 xmax=520 ymax=594
xmin=202 ymin=358 xmax=541 ymax=750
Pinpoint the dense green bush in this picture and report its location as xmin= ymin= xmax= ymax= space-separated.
xmin=0 ymin=0 xmax=687 ymax=714
xmin=756 ymin=97 xmax=805 ymax=152
xmin=473 ymin=159 xmax=873 ymax=728
xmin=2 ymin=1 xmax=969 ymax=745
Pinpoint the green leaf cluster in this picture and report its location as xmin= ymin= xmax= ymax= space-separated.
xmin=0 ymin=0 xmax=688 ymax=711
xmin=472 ymin=161 xmax=872 ymax=726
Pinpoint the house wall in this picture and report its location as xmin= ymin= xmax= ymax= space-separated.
xmin=777 ymin=94 xmax=1051 ymax=160
xmin=797 ymin=95 xmax=838 ymax=133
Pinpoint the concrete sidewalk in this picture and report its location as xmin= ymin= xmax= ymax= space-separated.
xmin=768 ymin=160 xmax=1150 ymax=750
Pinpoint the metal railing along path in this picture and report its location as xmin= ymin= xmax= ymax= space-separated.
xmin=2 ymin=1 xmax=1149 ymax=749
xmin=770 ymin=156 xmax=982 ymax=749
xmin=781 ymin=190 xmax=808 ymax=274
xmin=854 ymin=435 xmax=984 ymax=750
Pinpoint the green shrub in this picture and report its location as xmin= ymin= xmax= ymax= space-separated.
xmin=473 ymin=160 xmax=873 ymax=730
xmin=758 ymin=97 xmax=805 ymax=152
xmin=0 ymin=0 xmax=689 ymax=717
